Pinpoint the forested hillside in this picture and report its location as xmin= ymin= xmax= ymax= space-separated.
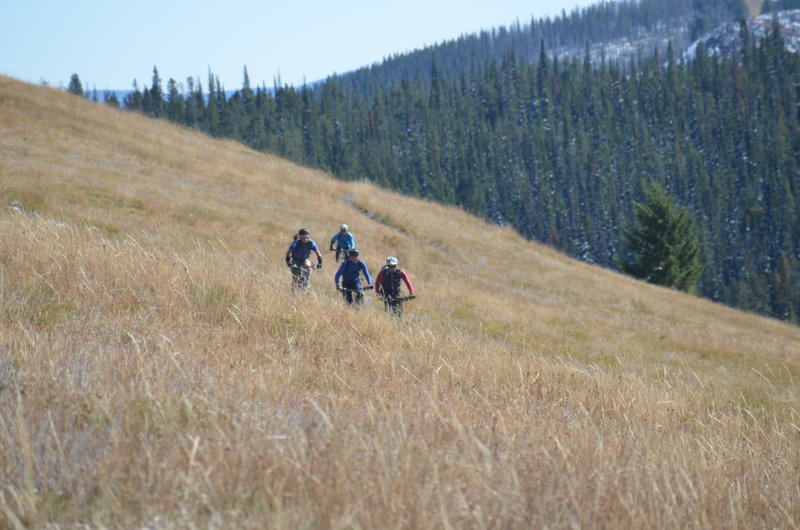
xmin=84 ymin=0 xmax=800 ymax=322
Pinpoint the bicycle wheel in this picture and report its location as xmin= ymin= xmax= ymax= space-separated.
xmin=292 ymin=267 xmax=311 ymax=292
xmin=299 ymin=269 xmax=311 ymax=291
xmin=385 ymin=300 xmax=403 ymax=318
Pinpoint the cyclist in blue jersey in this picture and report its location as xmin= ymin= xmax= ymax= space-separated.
xmin=334 ymin=248 xmax=372 ymax=306
xmin=285 ymin=228 xmax=323 ymax=288
xmin=330 ymin=224 xmax=356 ymax=263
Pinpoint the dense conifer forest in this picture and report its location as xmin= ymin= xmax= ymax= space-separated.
xmin=79 ymin=0 xmax=800 ymax=322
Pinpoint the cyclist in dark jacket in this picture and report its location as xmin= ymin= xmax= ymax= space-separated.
xmin=334 ymin=249 xmax=372 ymax=306
xmin=285 ymin=228 xmax=323 ymax=288
xmin=375 ymin=256 xmax=415 ymax=316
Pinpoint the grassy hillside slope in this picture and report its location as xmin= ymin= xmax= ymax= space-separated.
xmin=1 ymin=76 xmax=799 ymax=528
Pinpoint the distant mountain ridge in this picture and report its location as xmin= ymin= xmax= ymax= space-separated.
xmin=686 ymin=8 xmax=800 ymax=59
xmin=97 ymin=2 xmax=776 ymax=102
xmin=336 ymin=0 xmax=748 ymax=93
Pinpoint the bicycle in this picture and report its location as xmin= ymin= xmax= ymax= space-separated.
xmin=289 ymin=263 xmax=321 ymax=292
xmin=338 ymin=284 xmax=373 ymax=306
xmin=331 ymin=247 xmax=351 ymax=264
xmin=379 ymin=293 xmax=416 ymax=318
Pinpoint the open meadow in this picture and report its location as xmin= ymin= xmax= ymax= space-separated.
xmin=1 ymin=76 xmax=799 ymax=528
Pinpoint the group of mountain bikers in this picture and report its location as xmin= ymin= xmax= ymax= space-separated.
xmin=285 ymin=224 xmax=416 ymax=317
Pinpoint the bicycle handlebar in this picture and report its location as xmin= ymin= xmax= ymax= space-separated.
xmin=338 ymin=285 xmax=374 ymax=293
xmin=381 ymin=294 xmax=416 ymax=303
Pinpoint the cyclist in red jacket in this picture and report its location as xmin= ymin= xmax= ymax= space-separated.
xmin=375 ymin=256 xmax=415 ymax=317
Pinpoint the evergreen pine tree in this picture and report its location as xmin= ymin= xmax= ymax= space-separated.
xmin=67 ymin=73 xmax=84 ymax=96
xmin=103 ymin=91 xmax=120 ymax=109
xmin=123 ymin=80 xmax=143 ymax=111
xmin=620 ymin=182 xmax=703 ymax=293
xmin=166 ymin=78 xmax=184 ymax=123
xmin=148 ymin=67 xmax=165 ymax=118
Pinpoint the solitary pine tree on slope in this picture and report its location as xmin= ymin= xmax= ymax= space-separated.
xmin=620 ymin=182 xmax=703 ymax=294
xmin=67 ymin=73 xmax=83 ymax=97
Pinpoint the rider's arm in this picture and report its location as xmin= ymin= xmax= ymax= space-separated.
xmin=361 ymin=261 xmax=372 ymax=285
xmin=374 ymin=270 xmax=384 ymax=296
xmin=348 ymin=233 xmax=355 ymax=248
xmin=400 ymin=270 xmax=416 ymax=295
xmin=309 ymin=241 xmax=322 ymax=265
xmin=334 ymin=262 xmax=345 ymax=287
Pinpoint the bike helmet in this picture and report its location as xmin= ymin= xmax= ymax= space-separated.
xmin=386 ymin=256 xmax=398 ymax=266
xmin=340 ymin=224 xmax=349 ymax=231
xmin=298 ymin=228 xmax=309 ymax=236
xmin=348 ymin=248 xmax=360 ymax=257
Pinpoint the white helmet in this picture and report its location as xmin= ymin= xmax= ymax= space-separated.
xmin=386 ymin=256 xmax=398 ymax=266
xmin=340 ymin=224 xmax=349 ymax=231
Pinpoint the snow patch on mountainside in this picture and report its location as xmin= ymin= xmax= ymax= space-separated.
xmin=686 ymin=9 xmax=800 ymax=59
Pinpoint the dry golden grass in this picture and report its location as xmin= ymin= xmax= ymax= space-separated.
xmin=1 ymin=75 xmax=799 ymax=528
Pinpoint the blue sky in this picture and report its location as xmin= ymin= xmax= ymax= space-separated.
xmin=3 ymin=0 xmax=599 ymax=91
